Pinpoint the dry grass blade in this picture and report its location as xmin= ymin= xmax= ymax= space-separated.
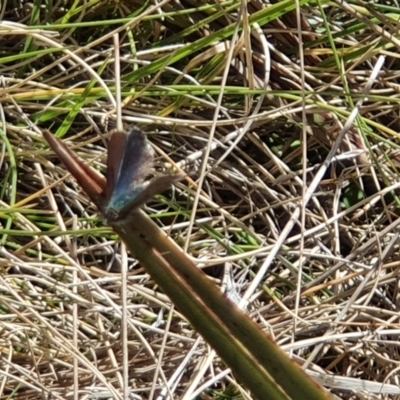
xmin=2 ymin=0 xmax=400 ymax=399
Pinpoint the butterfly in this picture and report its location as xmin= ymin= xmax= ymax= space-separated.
xmin=43 ymin=127 xmax=182 ymax=224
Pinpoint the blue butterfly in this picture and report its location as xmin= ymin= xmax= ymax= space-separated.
xmin=43 ymin=127 xmax=182 ymax=224
xmin=102 ymin=127 xmax=181 ymax=223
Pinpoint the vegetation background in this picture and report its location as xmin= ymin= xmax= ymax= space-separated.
xmin=1 ymin=0 xmax=400 ymax=399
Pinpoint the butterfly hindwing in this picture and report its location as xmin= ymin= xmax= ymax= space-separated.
xmin=118 ymin=174 xmax=184 ymax=219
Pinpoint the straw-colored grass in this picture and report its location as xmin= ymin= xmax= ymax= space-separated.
xmin=1 ymin=0 xmax=400 ymax=398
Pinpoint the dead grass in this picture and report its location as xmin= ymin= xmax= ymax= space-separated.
xmin=1 ymin=0 xmax=400 ymax=399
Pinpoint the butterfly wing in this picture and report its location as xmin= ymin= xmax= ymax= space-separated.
xmin=109 ymin=174 xmax=184 ymax=223
xmin=106 ymin=127 xmax=154 ymax=212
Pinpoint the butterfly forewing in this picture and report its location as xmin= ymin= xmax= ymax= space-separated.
xmin=106 ymin=127 xmax=154 ymax=212
xmin=118 ymin=127 xmax=153 ymax=192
